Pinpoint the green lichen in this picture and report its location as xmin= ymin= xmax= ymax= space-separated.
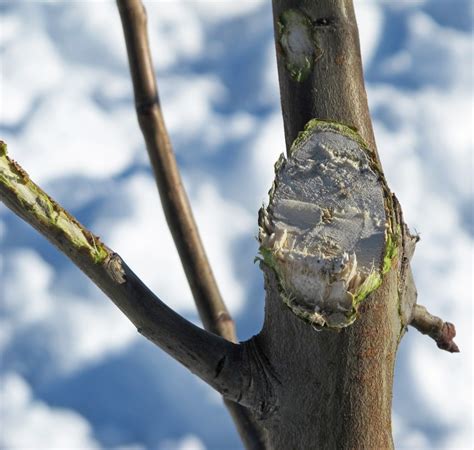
xmin=259 ymin=243 xmax=358 ymax=329
xmin=258 ymin=246 xmax=280 ymax=275
xmin=0 ymin=143 xmax=109 ymax=264
xmin=259 ymin=246 xmax=329 ymax=327
xmin=351 ymin=228 xmax=400 ymax=306
xmin=274 ymin=152 xmax=286 ymax=173
xmin=353 ymin=271 xmax=382 ymax=305
xmin=259 ymin=240 xmax=391 ymax=329
xmin=278 ymin=9 xmax=321 ymax=82
xmin=382 ymin=231 xmax=398 ymax=275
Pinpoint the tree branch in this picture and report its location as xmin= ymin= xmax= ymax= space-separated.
xmin=409 ymin=304 xmax=460 ymax=353
xmin=0 ymin=141 xmax=247 ymax=401
xmin=272 ymin=0 xmax=378 ymax=158
xmin=116 ymin=0 xmax=234 ymax=341
xmin=116 ymin=1 xmax=267 ymax=446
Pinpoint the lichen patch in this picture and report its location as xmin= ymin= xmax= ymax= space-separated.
xmin=259 ymin=120 xmax=389 ymax=328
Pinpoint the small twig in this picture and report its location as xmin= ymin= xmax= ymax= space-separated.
xmin=0 ymin=141 xmax=249 ymax=398
xmin=409 ymin=304 xmax=460 ymax=353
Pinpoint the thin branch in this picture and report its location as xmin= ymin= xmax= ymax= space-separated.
xmin=0 ymin=141 xmax=246 ymax=400
xmin=409 ymin=304 xmax=460 ymax=353
xmin=116 ymin=2 xmax=267 ymax=446
xmin=116 ymin=0 xmax=234 ymax=341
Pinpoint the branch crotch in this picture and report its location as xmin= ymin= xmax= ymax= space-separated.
xmin=239 ymin=337 xmax=280 ymax=420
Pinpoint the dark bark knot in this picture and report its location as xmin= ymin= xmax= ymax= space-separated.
xmin=313 ymin=17 xmax=338 ymax=28
xmin=135 ymin=96 xmax=161 ymax=115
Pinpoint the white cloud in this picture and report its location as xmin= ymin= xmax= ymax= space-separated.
xmin=368 ymin=10 xmax=473 ymax=449
xmin=2 ymin=249 xmax=54 ymax=327
xmin=247 ymin=112 xmax=286 ymax=210
xmin=0 ymin=10 xmax=22 ymax=47
xmin=1 ymin=1 xmax=472 ymax=449
xmin=1 ymin=249 xmax=137 ymax=374
xmin=162 ymin=76 xmax=224 ymax=139
xmin=191 ymin=0 xmax=265 ymax=23
xmin=158 ymin=74 xmax=256 ymax=152
xmin=159 ymin=434 xmax=206 ymax=450
xmin=37 ymin=2 xmax=127 ymax=71
xmin=8 ymin=90 xmax=140 ymax=184
xmin=147 ymin=2 xmax=204 ymax=69
xmin=380 ymin=11 xmax=472 ymax=88
xmin=393 ymin=413 xmax=431 ymax=450
xmin=0 ymin=19 xmax=64 ymax=125
xmin=192 ymin=180 xmax=254 ymax=314
xmin=370 ymin=9 xmax=472 ymax=223
xmin=0 ymin=373 xmax=100 ymax=449
xmin=259 ymin=42 xmax=280 ymax=107
xmin=354 ymin=1 xmax=383 ymax=68
xmin=94 ymin=173 xmax=194 ymax=312
xmin=95 ymin=173 xmax=253 ymax=316
xmin=383 ymin=0 xmax=428 ymax=11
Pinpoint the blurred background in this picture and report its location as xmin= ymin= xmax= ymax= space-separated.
xmin=0 ymin=0 xmax=472 ymax=449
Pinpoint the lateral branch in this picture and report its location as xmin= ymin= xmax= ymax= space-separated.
xmin=0 ymin=141 xmax=246 ymax=399
xmin=409 ymin=304 xmax=460 ymax=353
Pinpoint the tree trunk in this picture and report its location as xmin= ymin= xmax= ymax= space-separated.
xmin=244 ymin=1 xmax=413 ymax=447
xmin=252 ymin=269 xmax=400 ymax=448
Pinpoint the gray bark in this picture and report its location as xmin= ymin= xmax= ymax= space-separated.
xmin=272 ymin=0 xmax=377 ymax=156
xmin=0 ymin=1 xmax=459 ymax=449
xmin=237 ymin=1 xmax=456 ymax=448
xmin=242 ymin=0 xmax=413 ymax=448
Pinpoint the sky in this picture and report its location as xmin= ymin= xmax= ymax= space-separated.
xmin=0 ymin=1 xmax=472 ymax=449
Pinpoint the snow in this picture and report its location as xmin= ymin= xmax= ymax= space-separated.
xmin=1 ymin=0 xmax=472 ymax=449
xmin=0 ymin=373 xmax=100 ymax=449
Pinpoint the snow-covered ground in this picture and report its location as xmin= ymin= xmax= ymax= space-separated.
xmin=0 ymin=1 xmax=472 ymax=449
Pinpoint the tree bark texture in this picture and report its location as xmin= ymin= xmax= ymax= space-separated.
xmin=244 ymin=0 xmax=414 ymax=447
xmin=272 ymin=0 xmax=378 ymax=157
